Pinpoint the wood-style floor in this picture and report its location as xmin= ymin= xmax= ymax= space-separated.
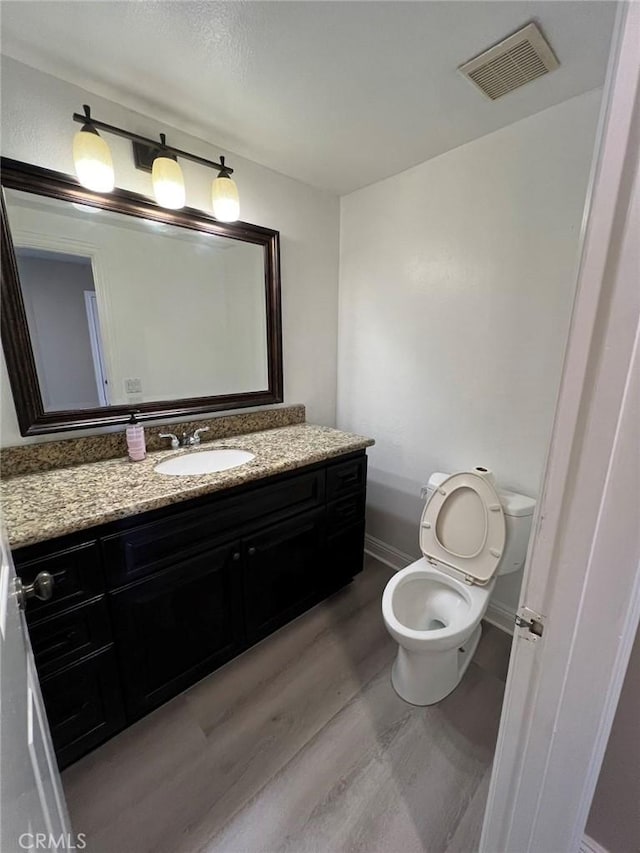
xmin=62 ymin=557 xmax=512 ymax=853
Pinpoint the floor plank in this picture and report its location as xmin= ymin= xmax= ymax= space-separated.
xmin=444 ymin=769 xmax=493 ymax=853
xmin=62 ymin=557 xmax=510 ymax=853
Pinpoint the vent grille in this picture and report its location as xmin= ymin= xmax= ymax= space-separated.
xmin=459 ymin=22 xmax=559 ymax=101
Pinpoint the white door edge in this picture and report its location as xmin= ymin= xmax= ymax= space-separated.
xmin=84 ymin=290 xmax=109 ymax=407
xmin=480 ymin=5 xmax=640 ymax=852
xmin=0 ymin=524 xmax=73 ymax=850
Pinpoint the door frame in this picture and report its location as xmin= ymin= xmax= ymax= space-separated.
xmin=10 ymin=229 xmax=116 ymax=408
xmin=480 ymin=4 xmax=640 ymax=851
xmin=84 ymin=290 xmax=110 ymax=407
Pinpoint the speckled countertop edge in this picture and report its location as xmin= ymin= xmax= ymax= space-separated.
xmin=1 ymin=424 xmax=374 ymax=550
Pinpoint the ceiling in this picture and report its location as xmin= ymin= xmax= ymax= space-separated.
xmin=0 ymin=1 xmax=616 ymax=194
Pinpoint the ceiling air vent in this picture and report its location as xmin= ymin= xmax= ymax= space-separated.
xmin=459 ymin=22 xmax=559 ymax=101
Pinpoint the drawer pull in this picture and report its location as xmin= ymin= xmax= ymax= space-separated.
xmin=248 ymin=547 xmax=257 ymax=557
xmin=35 ymin=630 xmax=78 ymax=658
xmin=232 ymin=552 xmax=241 ymax=562
xmin=337 ymin=471 xmax=359 ymax=483
xmin=339 ymin=504 xmax=357 ymax=518
xmin=54 ymin=700 xmax=91 ymax=730
xmin=15 ymin=572 xmax=54 ymax=611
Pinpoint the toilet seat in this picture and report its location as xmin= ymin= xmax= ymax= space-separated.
xmin=420 ymin=471 xmax=506 ymax=586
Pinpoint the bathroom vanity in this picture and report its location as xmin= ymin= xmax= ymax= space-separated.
xmin=3 ymin=423 xmax=372 ymax=769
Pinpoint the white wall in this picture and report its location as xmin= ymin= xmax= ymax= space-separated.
xmin=337 ymin=89 xmax=602 ymax=615
xmin=222 ymin=243 xmax=269 ymax=395
xmin=0 ymin=57 xmax=340 ymax=444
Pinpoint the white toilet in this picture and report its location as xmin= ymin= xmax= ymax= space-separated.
xmin=382 ymin=468 xmax=535 ymax=705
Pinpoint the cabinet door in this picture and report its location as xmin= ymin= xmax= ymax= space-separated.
xmin=109 ymin=539 xmax=243 ymax=720
xmin=40 ymin=648 xmax=125 ymax=770
xmin=243 ymin=508 xmax=325 ymax=643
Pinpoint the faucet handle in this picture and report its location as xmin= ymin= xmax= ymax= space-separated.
xmin=193 ymin=427 xmax=209 ymax=445
xmin=159 ymin=433 xmax=179 ymax=449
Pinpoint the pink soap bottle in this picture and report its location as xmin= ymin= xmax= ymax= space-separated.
xmin=126 ymin=411 xmax=146 ymax=461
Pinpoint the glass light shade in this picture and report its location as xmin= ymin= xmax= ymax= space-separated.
xmin=212 ymin=175 xmax=240 ymax=222
xmin=152 ymin=156 xmax=185 ymax=209
xmin=72 ymin=129 xmax=115 ymax=192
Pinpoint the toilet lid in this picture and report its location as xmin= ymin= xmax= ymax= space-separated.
xmin=419 ymin=471 xmax=506 ymax=585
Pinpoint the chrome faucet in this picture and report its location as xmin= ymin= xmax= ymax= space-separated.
xmin=159 ymin=427 xmax=210 ymax=449
xmin=182 ymin=427 xmax=210 ymax=447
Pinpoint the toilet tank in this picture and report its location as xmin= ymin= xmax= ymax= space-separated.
xmin=423 ymin=472 xmax=536 ymax=576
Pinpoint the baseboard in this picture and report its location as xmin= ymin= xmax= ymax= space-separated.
xmin=484 ymin=599 xmax=515 ymax=635
xmin=365 ymin=533 xmax=515 ymax=635
xmin=580 ymin=834 xmax=609 ymax=853
xmin=364 ymin=534 xmax=415 ymax=572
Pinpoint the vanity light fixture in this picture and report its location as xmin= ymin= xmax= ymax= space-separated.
xmin=211 ymin=156 xmax=240 ymax=222
xmin=72 ymin=104 xmax=239 ymax=220
xmin=151 ymin=134 xmax=186 ymax=210
xmin=72 ymin=105 xmax=115 ymax=192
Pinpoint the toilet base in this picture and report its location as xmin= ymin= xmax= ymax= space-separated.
xmin=391 ymin=623 xmax=482 ymax=706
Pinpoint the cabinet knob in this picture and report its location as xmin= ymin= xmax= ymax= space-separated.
xmin=15 ymin=571 xmax=54 ymax=611
xmin=232 ymin=552 xmax=241 ymax=561
xmin=248 ymin=547 xmax=256 ymax=556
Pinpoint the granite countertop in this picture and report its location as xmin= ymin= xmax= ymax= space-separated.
xmin=1 ymin=424 xmax=374 ymax=549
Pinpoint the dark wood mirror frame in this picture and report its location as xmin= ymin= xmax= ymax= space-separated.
xmin=0 ymin=157 xmax=283 ymax=436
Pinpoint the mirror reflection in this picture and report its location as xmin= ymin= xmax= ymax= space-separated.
xmin=5 ymin=189 xmax=269 ymax=412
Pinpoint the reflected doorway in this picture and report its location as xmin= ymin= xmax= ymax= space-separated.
xmin=14 ymin=247 xmax=108 ymax=410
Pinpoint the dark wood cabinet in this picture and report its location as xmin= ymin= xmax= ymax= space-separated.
xmin=110 ymin=539 xmax=243 ymax=719
xmin=39 ymin=648 xmax=125 ymax=769
xmin=13 ymin=451 xmax=368 ymax=768
xmin=100 ymin=469 xmax=325 ymax=589
xmin=18 ymin=538 xmax=123 ymax=769
xmin=326 ymin=521 xmax=366 ymax=594
xmin=243 ymin=508 xmax=325 ymax=642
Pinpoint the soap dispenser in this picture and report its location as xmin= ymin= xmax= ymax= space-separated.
xmin=126 ymin=411 xmax=146 ymax=461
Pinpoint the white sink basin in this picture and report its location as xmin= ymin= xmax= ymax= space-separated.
xmin=154 ymin=449 xmax=255 ymax=476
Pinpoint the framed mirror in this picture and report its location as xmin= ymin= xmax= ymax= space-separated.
xmin=0 ymin=158 xmax=283 ymax=436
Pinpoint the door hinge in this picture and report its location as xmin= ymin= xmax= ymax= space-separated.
xmin=515 ymin=606 xmax=545 ymax=641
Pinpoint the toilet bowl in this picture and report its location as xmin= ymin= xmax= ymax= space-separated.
xmin=382 ymin=469 xmax=535 ymax=705
xmin=383 ymin=560 xmax=492 ymax=705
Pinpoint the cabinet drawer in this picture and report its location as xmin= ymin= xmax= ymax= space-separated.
xmin=40 ymin=648 xmax=125 ymax=769
xmin=327 ymin=492 xmax=366 ymax=533
xmin=326 ymin=456 xmax=367 ymax=501
xmin=29 ymin=597 xmax=112 ymax=677
xmin=103 ymin=469 xmax=324 ymax=587
xmin=16 ymin=541 xmax=104 ymax=623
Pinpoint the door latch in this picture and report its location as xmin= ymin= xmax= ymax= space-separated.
xmin=514 ymin=606 xmax=545 ymax=640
